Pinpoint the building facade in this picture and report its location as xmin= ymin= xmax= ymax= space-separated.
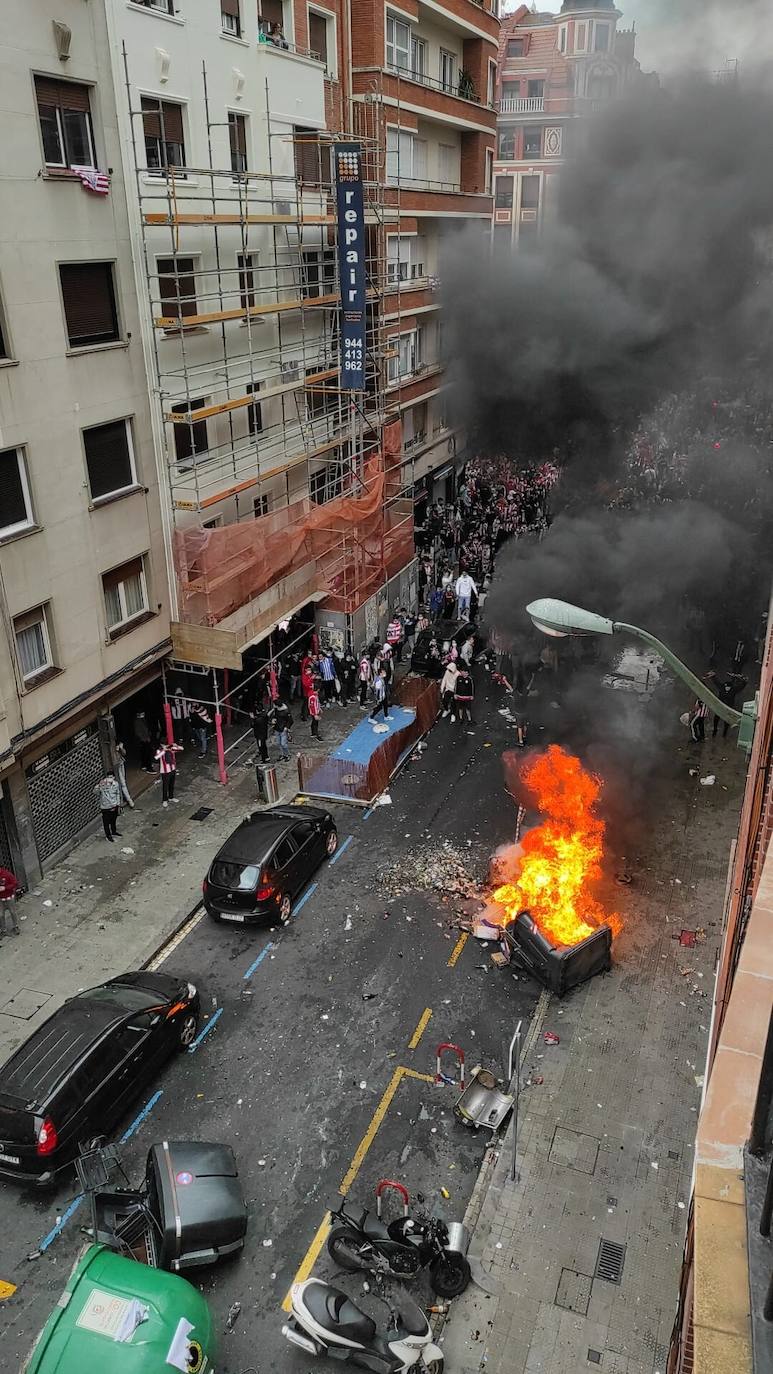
xmin=492 ymin=0 xmax=646 ymax=248
xmin=0 ymin=0 xmax=171 ymax=877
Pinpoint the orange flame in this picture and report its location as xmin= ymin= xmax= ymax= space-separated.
xmin=491 ymin=745 xmax=618 ymax=948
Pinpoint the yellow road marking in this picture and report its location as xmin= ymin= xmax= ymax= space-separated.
xmin=147 ymin=909 xmax=205 ymax=971
xmin=447 ymin=931 xmax=468 ymax=968
xmin=0 ymin=1280 xmax=16 ymax=1299
xmin=281 ymin=1211 xmax=331 ymax=1312
xmin=408 ymin=1007 xmax=432 ymax=1050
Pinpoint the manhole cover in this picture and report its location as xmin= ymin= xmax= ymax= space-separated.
xmin=668 ymin=1149 xmax=680 ymax=1160
xmin=549 ymin=1126 xmax=599 ymax=1175
xmin=555 ymin=1268 xmax=592 ymax=1315
xmin=595 ymin=1238 xmax=626 ymax=1284
xmin=587 ymin=1353 xmax=602 ymax=1367
xmin=190 ymin=807 xmax=213 ymax=821
xmin=0 ymin=988 xmax=52 ymax=1020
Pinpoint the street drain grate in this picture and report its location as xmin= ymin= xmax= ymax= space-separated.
xmin=595 ymin=1239 xmax=626 ymax=1284
xmin=668 ymin=1149 xmax=680 ymax=1160
xmin=587 ymin=1353 xmax=602 ymax=1367
xmin=190 ymin=807 xmax=213 ymax=821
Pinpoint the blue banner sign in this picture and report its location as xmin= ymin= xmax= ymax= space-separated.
xmin=334 ymin=142 xmax=366 ymax=391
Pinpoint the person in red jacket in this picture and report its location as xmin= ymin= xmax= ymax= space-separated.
xmin=308 ymin=681 xmax=322 ymax=738
xmin=0 ymin=866 xmax=20 ymax=937
xmin=300 ymin=657 xmax=315 ymax=721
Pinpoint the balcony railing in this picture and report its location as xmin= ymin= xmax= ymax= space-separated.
xmin=499 ymin=96 xmax=545 ymax=114
xmin=386 ymin=176 xmax=462 ymax=194
xmin=386 ymin=62 xmax=490 ymax=108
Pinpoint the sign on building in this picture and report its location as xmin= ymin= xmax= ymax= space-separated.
xmin=334 ymin=142 xmax=366 ymax=391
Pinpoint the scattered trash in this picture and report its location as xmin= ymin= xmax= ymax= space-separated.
xmin=226 ymin=1302 xmax=242 ymax=1331
xmin=258 ymin=1159 xmax=266 ymax=1167
xmin=651 ymin=1161 xmax=659 ymax=1171
xmin=694 ymin=1074 xmax=705 ymax=1088
xmin=120 ymin=847 xmax=135 ymax=855
xmin=440 ymin=1187 xmax=450 ymax=1200
xmin=700 ymin=775 xmax=715 ymax=786
xmin=615 ymin=872 xmax=633 ymax=885
xmin=376 ymin=793 xmax=393 ymax=805
xmin=42 ymin=900 xmax=53 ymax=908
xmin=543 ymin=1031 xmax=560 ymax=1046
xmin=344 ymin=915 xmax=353 ymax=932
xmin=359 ymin=1081 xmax=367 ymax=1089
xmin=262 ymin=1238 xmax=273 ymax=1248
xmin=362 ymin=993 xmax=377 ymax=1002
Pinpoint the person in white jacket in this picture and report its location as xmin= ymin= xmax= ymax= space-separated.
xmin=455 ymin=572 xmax=477 ymax=620
xmin=440 ymin=661 xmax=459 ymax=718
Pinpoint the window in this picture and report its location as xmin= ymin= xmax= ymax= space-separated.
xmin=387 ymin=330 xmax=421 ymax=383
xmin=134 ymin=0 xmax=175 ymax=11
xmin=260 ymin=0 xmax=285 ymax=29
xmin=559 ymin=25 xmax=567 ymax=53
xmin=485 ymin=147 xmax=494 ymax=194
xmin=306 ymin=368 xmax=337 ymax=419
xmin=0 ymin=294 xmax=9 ymax=360
xmin=386 ymin=15 xmax=411 ymax=71
xmin=171 ymin=400 xmax=208 ymax=467
xmin=141 ymin=97 xmax=185 ymax=173
xmin=221 ymin=0 xmax=241 ymax=35
xmin=440 ymin=49 xmax=455 ymax=94
xmin=84 ymin=419 xmax=137 ymax=500
xmin=14 ymin=606 xmax=54 ymax=684
xmin=523 ymin=126 xmax=542 ymax=157
xmin=302 ymin=248 xmax=336 ymax=299
xmin=203 ymin=515 xmax=223 ymax=529
xmin=521 ymin=175 xmax=540 ymax=210
xmin=506 ymin=38 xmax=524 ymax=58
xmin=102 ymin=557 xmax=149 ymax=634
xmin=498 ymin=130 xmax=515 ymax=160
xmin=35 ymin=77 xmax=96 ymax=169
xmin=527 ymin=79 xmax=545 ymax=99
xmin=386 ymin=236 xmax=425 ymax=284
xmin=0 ymin=448 xmax=34 ymax=537
xmin=575 ymin=21 xmax=587 ymax=51
xmin=308 ymin=9 xmax=330 ymax=70
xmin=254 ymin=494 xmax=270 ymax=517
xmin=310 ymin=464 xmax=343 ymax=504
xmin=59 ymin=262 xmax=119 ymax=348
xmin=247 ymin=382 xmax=263 ymax=435
xmin=501 ymin=81 xmax=519 ymax=100
xmin=495 ymin=177 xmax=513 ymax=209
xmin=386 ymin=128 xmax=426 ymax=184
xmin=594 ymin=23 xmax=610 ymax=52
xmin=487 ymin=60 xmax=497 ymax=107
xmin=273 ymin=836 xmax=296 ymax=868
xmin=411 ymin=36 xmax=427 ymax=81
xmin=157 ymin=256 xmax=197 ymax=325
xmin=228 ymin=111 xmax=247 ymax=176
xmin=437 ymin=144 xmax=456 ymax=187
xmin=238 ymin=252 xmax=255 ymax=311
xmin=294 ymin=128 xmax=331 ymax=185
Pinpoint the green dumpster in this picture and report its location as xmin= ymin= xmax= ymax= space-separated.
xmin=22 ymin=1245 xmax=216 ymax=1374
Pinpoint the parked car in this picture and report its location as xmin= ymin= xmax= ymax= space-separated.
xmin=0 ymin=972 xmax=199 ymax=1185
xmin=411 ymin=621 xmax=477 ymax=677
xmin=203 ymin=804 xmax=337 ymax=926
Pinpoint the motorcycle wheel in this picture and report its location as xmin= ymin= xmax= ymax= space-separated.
xmin=327 ymin=1226 xmax=372 ymax=1272
xmin=429 ymin=1252 xmax=471 ymax=1298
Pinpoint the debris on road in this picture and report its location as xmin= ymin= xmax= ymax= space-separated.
xmin=700 ymin=774 xmax=716 ymax=786
xmin=226 ymin=1301 xmax=242 ymax=1330
xmin=543 ymin=1031 xmax=560 ymax=1046
xmin=377 ymin=839 xmax=481 ymax=901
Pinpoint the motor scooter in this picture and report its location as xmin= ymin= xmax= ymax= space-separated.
xmin=282 ymin=1277 xmax=444 ymax=1371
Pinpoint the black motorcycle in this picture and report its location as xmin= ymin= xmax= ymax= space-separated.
xmin=327 ymin=1197 xmax=471 ymax=1299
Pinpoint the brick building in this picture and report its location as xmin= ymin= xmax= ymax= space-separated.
xmin=493 ymin=1 xmax=647 ymax=247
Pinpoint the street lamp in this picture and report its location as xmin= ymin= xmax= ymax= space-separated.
xmin=526 ymin=598 xmax=754 ymax=738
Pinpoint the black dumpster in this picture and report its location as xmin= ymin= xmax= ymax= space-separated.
xmin=503 ymin=909 xmax=612 ymax=996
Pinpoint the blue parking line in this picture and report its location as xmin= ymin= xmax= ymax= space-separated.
xmin=329 ymin=835 xmax=353 ymax=865
xmin=188 ymin=1005 xmax=223 ymax=1053
xmin=243 ymin=940 xmax=276 ymax=980
xmin=37 ymin=1090 xmax=164 ymax=1254
xmin=293 ymin=881 xmax=317 ymax=916
xmin=363 ymin=806 xmax=374 ymax=820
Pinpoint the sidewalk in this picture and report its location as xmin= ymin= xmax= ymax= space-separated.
xmin=441 ymin=731 xmax=748 ymax=1374
xmin=0 ymin=699 xmax=365 ymax=1061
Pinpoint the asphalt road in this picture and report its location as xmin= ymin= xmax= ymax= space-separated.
xmin=0 ymin=675 xmax=540 ymax=1373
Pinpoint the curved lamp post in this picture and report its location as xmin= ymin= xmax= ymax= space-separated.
xmin=526 ymin=597 xmax=745 ymax=728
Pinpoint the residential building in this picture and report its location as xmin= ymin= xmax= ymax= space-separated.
xmin=493 ymin=1 xmax=648 ymax=248
xmin=668 ymin=598 xmax=773 ymax=1374
xmin=0 ymin=0 xmax=171 ymax=876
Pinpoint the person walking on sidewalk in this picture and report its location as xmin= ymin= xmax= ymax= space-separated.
xmin=689 ymin=698 xmax=710 ymax=743
xmin=455 ymin=570 xmax=477 ymax=621
xmin=440 ymin=660 xmax=459 ymax=718
xmin=454 ymin=665 xmax=474 ymax=725
xmin=115 ymin=741 xmax=135 ymax=809
xmin=252 ymin=703 xmax=271 ymax=763
xmin=169 ymin=687 xmax=191 ymax=744
xmin=95 ymin=770 xmax=122 ymax=841
xmin=341 ymin=650 xmax=357 ymax=706
xmin=300 ymin=657 xmax=314 ymax=720
xmin=0 ymin=866 xmax=20 ymax=937
xmin=711 ymin=670 xmax=747 ymax=738
xmin=190 ymin=702 xmax=213 ymax=757
xmin=370 ymin=668 xmax=390 ymax=721
xmin=156 ymin=741 xmax=183 ymax=806
xmin=386 ymin=612 xmax=404 ymax=663
xmin=319 ymin=650 xmax=336 ymax=705
xmin=358 ymin=650 xmax=372 ymax=706
xmin=273 ymin=700 xmax=292 ymax=761
xmin=308 ymin=682 xmax=322 ymax=738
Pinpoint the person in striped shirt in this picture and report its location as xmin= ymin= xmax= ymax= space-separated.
xmin=689 ymin=698 xmax=710 ymax=743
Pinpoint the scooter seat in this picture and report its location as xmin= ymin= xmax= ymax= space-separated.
xmin=362 ymin=1214 xmax=391 ymax=1241
xmin=304 ymin=1282 xmax=376 ymax=1344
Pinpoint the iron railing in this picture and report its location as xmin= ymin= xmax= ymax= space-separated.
xmin=385 ymin=62 xmax=488 ymax=107
xmin=499 ymin=96 xmax=545 ymax=114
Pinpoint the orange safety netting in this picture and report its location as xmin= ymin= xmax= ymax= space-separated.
xmin=174 ymin=420 xmax=413 ymax=625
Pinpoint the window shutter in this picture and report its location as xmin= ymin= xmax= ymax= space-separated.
xmin=295 ymin=130 xmax=322 ymax=183
xmin=221 ymin=0 xmax=240 ymax=14
xmin=141 ymin=96 xmax=161 ymax=139
xmin=103 ymin=556 xmax=143 ymax=592
xmin=35 ymin=76 xmax=91 ymax=113
xmin=158 ymin=257 xmax=197 ymax=319
xmin=59 ymin=263 xmax=118 ymax=346
xmin=142 ymin=97 xmax=183 ymax=144
xmin=160 ymin=100 xmax=184 ymax=144
xmin=230 ymin=113 xmax=246 ymax=156
xmin=84 ymin=420 xmax=133 ymax=499
xmin=261 ymin=0 xmax=284 ymax=26
xmin=0 ymin=449 xmax=28 ymax=528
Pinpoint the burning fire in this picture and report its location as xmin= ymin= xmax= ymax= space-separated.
xmin=492 ymin=745 xmax=618 ymax=948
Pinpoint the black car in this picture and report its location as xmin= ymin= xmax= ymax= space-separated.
xmin=203 ymin=804 xmax=337 ymax=926
xmin=411 ymin=621 xmax=477 ymax=677
xmin=0 ymin=971 xmax=199 ymax=1185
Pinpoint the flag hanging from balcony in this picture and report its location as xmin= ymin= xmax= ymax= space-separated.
xmin=334 ymin=142 xmax=366 ymax=391
xmin=70 ymin=165 xmax=110 ymax=195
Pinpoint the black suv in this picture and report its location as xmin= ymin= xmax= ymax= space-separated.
xmin=203 ymin=804 xmax=338 ymax=926
xmin=0 ymin=971 xmax=199 ymax=1185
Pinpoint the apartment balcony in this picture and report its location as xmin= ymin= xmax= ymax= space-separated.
xmin=256 ymin=31 xmax=325 ymax=127
xmin=354 ymin=67 xmax=496 ymax=134
xmin=382 ymin=281 xmax=441 ymax=317
xmin=421 ymin=0 xmax=500 ymax=42
xmin=499 ymin=96 xmax=544 ymax=114
xmin=381 ymin=185 xmax=492 ymax=217
xmin=387 ymin=363 xmax=445 ymax=407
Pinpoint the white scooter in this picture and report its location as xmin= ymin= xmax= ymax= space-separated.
xmin=282 ymin=1277 xmax=444 ymax=1372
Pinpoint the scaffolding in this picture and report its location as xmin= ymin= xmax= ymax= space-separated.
xmin=123 ymin=51 xmax=416 ymax=664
